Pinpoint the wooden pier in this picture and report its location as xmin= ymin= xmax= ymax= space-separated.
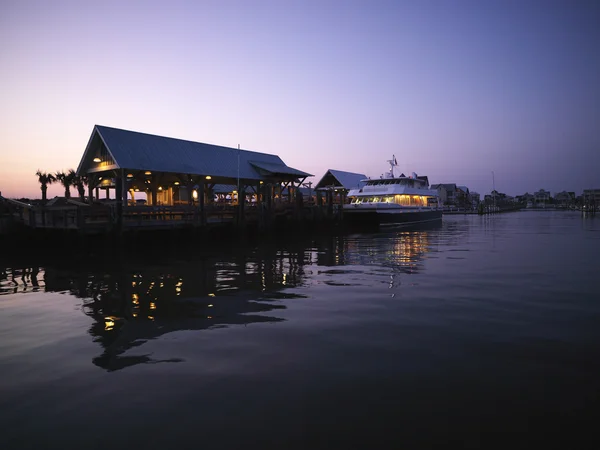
xmin=2 ymin=197 xmax=340 ymax=238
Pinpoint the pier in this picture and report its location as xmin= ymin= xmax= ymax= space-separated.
xmin=4 ymin=200 xmax=339 ymax=234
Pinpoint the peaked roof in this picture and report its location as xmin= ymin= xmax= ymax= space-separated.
xmin=314 ymin=169 xmax=368 ymax=190
xmin=77 ymin=125 xmax=312 ymax=181
xmin=431 ymin=183 xmax=457 ymax=190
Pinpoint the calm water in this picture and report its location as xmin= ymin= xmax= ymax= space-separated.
xmin=1 ymin=211 xmax=599 ymax=449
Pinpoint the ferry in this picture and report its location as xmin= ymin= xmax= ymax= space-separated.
xmin=343 ymin=156 xmax=442 ymax=227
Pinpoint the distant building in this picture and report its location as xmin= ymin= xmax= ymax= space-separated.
xmin=516 ymin=192 xmax=534 ymax=205
xmin=534 ymin=189 xmax=551 ymax=205
xmin=583 ymin=189 xmax=600 ymax=205
xmin=456 ymin=185 xmax=471 ymax=208
xmin=485 ymin=190 xmax=509 ymax=205
xmin=430 ymin=183 xmax=457 ymax=206
xmin=554 ymin=191 xmax=576 ymax=207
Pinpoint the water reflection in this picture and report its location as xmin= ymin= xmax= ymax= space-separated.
xmin=1 ymin=244 xmax=313 ymax=371
xmin=317 ymin=229 xmax=434 ymax=274
xmin=0 ymin=267 xmax=42 ymax=294
xmin=0 ymin=226 xmax=442 ymax=371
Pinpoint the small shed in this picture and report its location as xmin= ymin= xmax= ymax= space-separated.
xmin=314 ymin=169 xmax=368 ymax=205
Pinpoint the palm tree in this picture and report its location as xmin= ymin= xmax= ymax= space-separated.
xmin=55 ymin=170 xmax=76 ymax=198
xmin=72 ymin=173 xmax=88 ymax=202
xmin=36 ymin=170 xmax=56 ymax=204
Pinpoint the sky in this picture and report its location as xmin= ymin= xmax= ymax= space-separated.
xmin=1 ymin=0 xmax=599 ymax=199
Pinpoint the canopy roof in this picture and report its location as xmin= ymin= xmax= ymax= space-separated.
xmin=314 ymin=169 xmax=368 ymax=191
xmin=77 ymin=125 xmax=312 ymax=182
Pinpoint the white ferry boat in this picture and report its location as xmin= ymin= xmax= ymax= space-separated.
xmin=343 ymin=156 xmax=442 ymax=227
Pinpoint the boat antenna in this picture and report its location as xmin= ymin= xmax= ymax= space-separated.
xmin=387 ymin=155 xmax=398 ymax=178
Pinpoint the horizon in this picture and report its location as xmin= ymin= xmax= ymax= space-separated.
xmin=0 ymin=121 xmax=594 ymax=201
xmin=1 ymin=0 xmax=599 ymax=199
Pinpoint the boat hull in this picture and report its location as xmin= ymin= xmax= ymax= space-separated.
xmin=343 ymin=207 xmax=442 ymax=228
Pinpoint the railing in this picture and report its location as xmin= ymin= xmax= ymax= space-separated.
xmin=10 ymin=201 xmax=324 ymax=233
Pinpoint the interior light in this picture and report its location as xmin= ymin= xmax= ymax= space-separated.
xmin=205 ymin=175 xmax=212 ymax=180
xmin=98 ymin=177 xmax=103 ymax=180
xmin=174 ymin=181 xmax=180 ymax=186
xmin=259 ymin=181 xmax=263 ymax=184
xmin=192 ymin=190 xmax=198 ymax=200
xmin=93 ymin=157 xmax=101 ymax=163
xmin=127 ymin=173 xmax=133 ymax=178
xmin=134 ymin=188 xmax=139 ymax=192
xmin=144 ymin=171 xmax=152 ymax=175
xmin=158 ymin=186 xmax=163 ymax=191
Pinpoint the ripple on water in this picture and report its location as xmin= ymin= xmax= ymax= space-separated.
xmin=0 ymin=212 xmax=599 ymax=448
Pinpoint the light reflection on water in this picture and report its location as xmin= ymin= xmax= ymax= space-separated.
xmin=1 ymin=212 xmax=599 ymax=448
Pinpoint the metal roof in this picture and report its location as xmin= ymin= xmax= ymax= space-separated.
xmin=77 ymin=125 xmax=312 ymax=181
xmin=314 ymin=169 xmax=368 ymax=190
xmin=431 ymin=183 xmax=457 ymax=190
xmin=249 ymin=160 xmax=311 ymax=177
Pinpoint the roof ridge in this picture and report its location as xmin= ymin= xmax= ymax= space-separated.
xmin=95 ymin=124 xmax=274 ymax=156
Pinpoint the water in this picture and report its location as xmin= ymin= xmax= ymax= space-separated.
xmin=1 ymin=211 xmax=599 ymax=449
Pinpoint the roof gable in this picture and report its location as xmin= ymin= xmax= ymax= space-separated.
xmin=77 ymin=125 xmax=311 ymax=181
xmin=315 ymin=169 xmax=368 ymax=190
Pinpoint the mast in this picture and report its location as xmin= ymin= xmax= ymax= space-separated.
xmin=492 ymin=171 xmax=496 ymax=208
xmin=387 ymin=155 xmax=398 ymax=178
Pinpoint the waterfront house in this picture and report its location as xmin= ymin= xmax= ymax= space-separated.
xmin=457 ymin=186 xmax=472 ymax=209
xmin=430 ymin=183 xmax=457 ymax=206
xmin=583 ymin=189 xmax=600 ymax=205
xmin=484 ymin=190 xmax=509 ymax=206
xmin=516 ymin=192 xmax=535 ymax=206
xmin=534 ymin=189 xmax=551 ymax=206
xmin=554 ymin=191 xmax=576 ymax=207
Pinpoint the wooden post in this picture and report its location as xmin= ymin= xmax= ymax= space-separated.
xmin=187 ymin=179 xmax=194 ymax=206
xmin=268 ymin=184 xmax=273 ymax=209
xmin=29 ymin=208 xmax=36 ymax=228
xmin=151 ymin=184 xmax=158 ymax=206
xmin=115 ymin=171 xmax=123 ymax=232
xmin=77 ymin=207 xmax=84 ymax=231
xmin=237 ymin=180 xmax=245 ymax=225
xmin=199 ymin=181 xmax=205 ymax=226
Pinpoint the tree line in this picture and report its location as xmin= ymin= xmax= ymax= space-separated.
xmin=35 ymin=169 xmax=88 ymax=204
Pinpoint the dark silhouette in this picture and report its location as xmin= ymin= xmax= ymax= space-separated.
xmin=72 ymin=173 xmax=88 ymax=202
xmin=35 ymin=170 xmax=56 ymax=204
xmin=55 ymin=169 xmax=76 ymax=199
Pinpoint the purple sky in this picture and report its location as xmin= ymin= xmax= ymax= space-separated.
xmin=1 ymin=0 xmax=599 ymax=199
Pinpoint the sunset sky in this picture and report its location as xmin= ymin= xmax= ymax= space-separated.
xmin=1 ymin=0 xmax=599 ymax=199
